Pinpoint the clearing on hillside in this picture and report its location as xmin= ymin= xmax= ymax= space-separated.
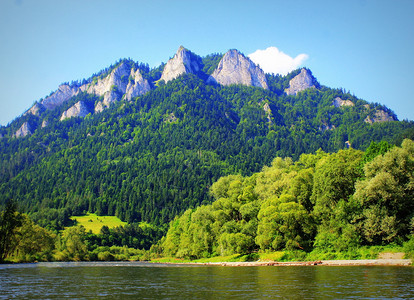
xmin=70 ymin=213 xmax=127 ymax=234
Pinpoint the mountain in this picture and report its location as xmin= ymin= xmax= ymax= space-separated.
xmin=284 ymin=68 xmax=317 ymax=95
xmin=0 ymin=46 xmax=413 ymax=232
xmin=27 ymin=60 xmax=152 ymax=117
xmin=160 ymin=46 xmax=202 ymax=83
xmin=208 ymin=49 xmax=268 ymax=89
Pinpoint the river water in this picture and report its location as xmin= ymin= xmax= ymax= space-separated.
xmin=1 ymin=262 xmax=413 ymax=299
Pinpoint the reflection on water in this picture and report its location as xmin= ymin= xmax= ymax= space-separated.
xmin=0 ymin=262 xmax=413 ymax=299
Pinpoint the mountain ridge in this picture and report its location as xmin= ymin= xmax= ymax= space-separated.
xmin=5 ymin=46 xmax=402 ymax=139
xmin=0 ymin=46 xmax=412 ymax=231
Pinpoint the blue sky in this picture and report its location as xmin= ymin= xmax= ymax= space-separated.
xmin=1 ymin=0 xmax=413 ymax=125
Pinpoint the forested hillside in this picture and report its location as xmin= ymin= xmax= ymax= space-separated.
xmin=0 ymin=50 xmax=413 ymax=233
xmin=161 ymin=140 xmax=414 ymax=258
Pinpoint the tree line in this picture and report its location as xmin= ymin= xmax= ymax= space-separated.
xmin=1 ymin=140 xmax=414 ymax=262
xmin=161 ymin=140 xmax=414 ymax=259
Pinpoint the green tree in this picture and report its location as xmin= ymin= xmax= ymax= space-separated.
xmin=354 ymin=139 xmax=414 ymax=244
xmin=256 ymin=194 xmax=314 ymax=251
xmin=312 ymin=149 xmax=363 ymax=220
xmin=311 ymin=149 xmax=363 ymax=251
xmin=13 ymin=214 xmax=55 ymax=262
xmin=55 ymin=226 xmax=89 ymax=261
xmin=187 ymin=205 xmax=216 ymax=258
xmin=218 ymin=232 xmax=254 ymax=256
xmin=0 ymin=201 xmax=23 ymax=262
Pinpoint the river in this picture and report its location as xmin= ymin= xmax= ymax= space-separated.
xmin=1 ymin=262 xmax=413 ymax=299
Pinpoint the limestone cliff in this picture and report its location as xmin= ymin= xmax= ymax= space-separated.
xmin=41 ymin=119 xmax=49 ymax=128
xmin=41 ymin=84 xmax=79 ymax=110
xmin=25 ymin=102 xmax=45 ymax=116
xmin=365 ymin=109 xmax=397 ymax=124
xmin=285 ymin=69 xmax=316 ymax=95
xmin=125 ymin=68 xmax=151 ymax=100
xmin=332 ymin=97 xmax=354 ymax=108
xmin=263 ymin=102 xmax=272 ymax=124
xmin=60 ymin=101 xmax=90 ymax=121
xmin=83 ymin=62 xmax=129 ymax=105
xmin=94 ymin=101 xmax=106 ymax=113
xmin=208 ymin=50 xmax=268 ymax=89
xmin=40 ymin=61 xmax=151 ymax=115
xmin=14 ymin=122 xmax=32 ymax=138
xmin=160 ymin=46 xmax=202 ymax=83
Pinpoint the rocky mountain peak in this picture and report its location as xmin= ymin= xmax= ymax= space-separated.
xmin=84 ymin=62 xmax=131 ymax=105
xmin=38 ymin=61 xmax=151 ymax=117
xmin=285 ymin=68 xmax=316 ymax=95
xmin=125 ymin=67 xmax=151 ymax=101
xmin=208 ymin=49 xmax=268 ymax=89
xmin=160 ymin=46 xmax=201 ymax=83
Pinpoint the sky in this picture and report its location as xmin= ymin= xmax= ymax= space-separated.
xmin=0 ymin=0 xmax=413 ymax=126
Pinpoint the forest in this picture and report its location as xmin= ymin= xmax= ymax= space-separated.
xmin=1 ymin=65 xmax=413 ymax=232
xmin=161 ymin=140 xmax=414 ymax=259
xmin=1 ymin=140 xmax=413 ymax=262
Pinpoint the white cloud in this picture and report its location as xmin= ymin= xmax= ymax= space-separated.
xmin=248 ymin=47 xmax=309 ymax=75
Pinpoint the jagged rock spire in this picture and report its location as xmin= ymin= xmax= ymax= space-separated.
xmin=84 ymin=62 xmax=151 ymax=105
xmin=38 ymin=61 xmax=151 ymax=116
xmin=285 ymin=68 xmax=316 ymax=95
xmin=208 ymin=49 xmax=268 ymax=89
xmin=160 ymin=46 xmax=201 ymax=83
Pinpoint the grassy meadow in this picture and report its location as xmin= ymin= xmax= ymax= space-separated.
xmin=70 ymin=213 xmax=127 ymax=234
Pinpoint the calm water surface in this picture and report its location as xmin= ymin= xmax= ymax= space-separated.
xmin=1 ymin=262 xmax=413 ymax=299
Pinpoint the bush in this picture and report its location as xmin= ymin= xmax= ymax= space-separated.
xmin=97 ymin=251 xmax=114 ymax=261
xmin=403 ymin=236 xmax=414 ymax=259
xmin=280 ymin=250 xmax=307 ymax=261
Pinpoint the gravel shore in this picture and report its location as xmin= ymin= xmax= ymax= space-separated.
xmin=201 ymin=259 xmax=412 ymax=267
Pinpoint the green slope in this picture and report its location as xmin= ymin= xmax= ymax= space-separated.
xmin=0 ymin=68 xmax=413 ymax=232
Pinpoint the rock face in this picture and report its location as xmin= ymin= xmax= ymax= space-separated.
xmin=60 ymin=101 xmax=90 ymax=121
xmin=40 ymin=61 xmax=151 ymax=114
xmin=365 ymin=110 xmax=397 ymax=124
xmin=319 ymin=122 xmax=336 ymax=131
xmin=83 ymin=62 xmax=129 ymax=106
xmin=41 ymin=84 xmax=79 ymax=110
xmin=333 ymin=97 xmax=354 ymax=108
xmin=94 ymin=101 xmax=106 ymax=113
xmin=160 ymin=46 xmax=201 ymax=83
xmin=208 ymin=49 xmax=268 ymax=89
xmin=15 ymin=122 xmax=32 ymax=138
xmin=84 ymin=62 xmax=151 ymax=106
xmin=263 ymin=103 xmax=272 ymax=124
xmin=164 ymin=112 xmax=178 ymax=123
xmin=285 ymin=69 xmax=316 ymax=95
xmin=125 ymin=68 xmax=151 ymax=100
xmin=25 ymin=102 xmax=45 ymax=116
xmin=41 ymin=119 xmax=49 ymax=128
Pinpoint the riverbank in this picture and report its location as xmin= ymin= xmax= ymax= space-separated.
xmin=0 ymin=258 xmax=411 ymax=268
xmin=200 ymin=259 xmax=412 ymax=267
